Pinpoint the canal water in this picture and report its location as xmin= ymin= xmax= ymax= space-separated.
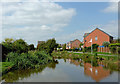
xmin=1 ymin=59 xmax=119 ymax=82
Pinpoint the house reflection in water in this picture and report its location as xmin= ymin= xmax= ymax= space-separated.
xmin=84 ymin=63 xmax=110 ymax=82
xmin=67 ymin=59 xmax=82 ymax=66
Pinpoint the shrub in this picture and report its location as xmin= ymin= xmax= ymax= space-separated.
xmin=94 ymin=53 xmax=97 ymax=56
xmin=110 ymin=47 xmax=117 ymax=54
xmin=37 ymin=38 xmax=58 ymax=55
xmin=6 ymin=51 xmax=52 ymax=70
xmin=109 ymin=43 xmax=120 ymax=47
xmin=102 ymin=41 xmax=110 ymax=47
xmin=117 ymin=47 xmax=120 ymax=54
xmin=72 ymin=48 xmax=79 ymax=52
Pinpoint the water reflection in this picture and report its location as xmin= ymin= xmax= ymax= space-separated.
xmin=1 ymin=59 xmax=118 ymax=82
xmin=67 ymin=59 xmax=113 ymax=82
xmin=84 ymin=63 xmax=110 ymax=82
xmin=2 ymin=60 xmax=59 ymax=82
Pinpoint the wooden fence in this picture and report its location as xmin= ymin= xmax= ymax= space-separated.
xmin=98 ymin=47 xmax=110 ymax=53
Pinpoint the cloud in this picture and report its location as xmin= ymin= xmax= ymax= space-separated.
xmin=101 ymin=20 xmax=118 ymax=38
xmin=56 ymin=29 xmax=91 ymax=43
xmin=90 ymin=20 xmax=118 ymax=38
xmin=102 ymin=1 xmax=118 ymax=13
xmin=2 ymin=2 xmax=76 ymax=46
xmin=1 ymin=0 xmax=120 ymax=2
xmin=56 ymin=20 xmax=118 ymax=44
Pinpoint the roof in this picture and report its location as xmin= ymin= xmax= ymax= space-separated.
xmin=83 ymin=28 xmax=113 ymax=38
xmin=83 ymin=33 xmax=90 ymax=38
xmin=68 ymin=39 xmax=81 ymax=44
xmin=38 ymin=41 xmax=45 ymax=44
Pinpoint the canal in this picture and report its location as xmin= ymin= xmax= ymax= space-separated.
xmin=1 ymin=59 xmax=119 ymax=82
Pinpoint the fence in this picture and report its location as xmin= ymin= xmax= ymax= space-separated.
xmin=98 ymin=46 xmax=110 ymax=53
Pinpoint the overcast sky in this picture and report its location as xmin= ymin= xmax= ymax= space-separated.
xmin=0 ymin=0 xmax=118 ymax=47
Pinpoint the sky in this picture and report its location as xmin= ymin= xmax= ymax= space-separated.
xmin=0 ymin=0 xmax=118 ymax=47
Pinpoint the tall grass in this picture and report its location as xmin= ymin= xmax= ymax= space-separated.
xmin=6 ymin=51 xmax=53 ymax=70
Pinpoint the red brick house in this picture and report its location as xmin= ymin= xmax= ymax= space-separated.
xmin=66 ymin=39 xmax=82 ymax=49
xmin=83 ymin=28 xmax=113 ymax=48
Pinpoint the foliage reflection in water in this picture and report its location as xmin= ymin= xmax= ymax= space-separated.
xmin=1 ymin=59 xmax=118 ymax=82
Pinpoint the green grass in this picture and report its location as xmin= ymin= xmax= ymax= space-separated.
xmin=0 ymin=62 xmax=14 ymax=74
xmin=74 ymin=53 xmax=118 ymax=60
xmin=86 ymin=52 xmax=117 ymax=55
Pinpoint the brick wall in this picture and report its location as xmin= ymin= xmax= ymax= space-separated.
xmin=84 ymin=28 xmax=112 ymax=47
xmin=71 ymin=39 xmax=81 ymax=49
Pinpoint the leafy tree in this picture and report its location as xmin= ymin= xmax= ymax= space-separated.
xmin=84 ymin=44 xmax=99 ymax=52
xmin=102 ymin=41 xmax=110 ymax=47
xmin=2 ymin=38 xmax=14 ymax=55
xmin=92 ymin=44 xmax=99 ymax=52
xmin=63 ymin=44 xmax=66 ymax=51
xmin=38 ymin=42 xmax=46 ymax=51
xmin=45 ymin=38 xmax=58 ymax=54
xmin=28 ymin=44 xmax=35 ymax=51
xmin=92 ymin=44 xmax=99 ymax=49
xmin=57 ymin=44 xmax=62 ymax=48
xmin=38 ymin=38 xmax=58 ymax=55
xmin=12 ymin=39 xmax=28 ymax=53
xmin=4 ymin=38 xmax=14 ymax=43
xmin=2 ymin=38 xmax=14 ymax=61
xmin=79 ymin=43 xmax=83 ymax=48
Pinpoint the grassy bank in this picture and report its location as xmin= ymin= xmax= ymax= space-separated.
xmin=1 ymin=51 xmax=53 ymax=74
xmin=0 ymin=62 xmax=14 ymax=74
xmin=52 ymin=51 xmax=119 ymax=71
xmin=86 ymin=52 xmax=117 ymax=55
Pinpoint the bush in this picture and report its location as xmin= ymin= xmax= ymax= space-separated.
xmin=66 ymin=49 xmax=72 ymax=51
xmin=110 ymin=47 xmax=117 ymax=54
xmin=84 ymin=44 xmax=99 ymax=52
xmin=6 ymin=51 xmax=52 ymax=70
xmin=117 ymin=47 xmax=120 ymax=54
xmin=37 ymin=38 xmax=58 ymax=55
xmin=102 ymin=41 xmax=110 ymax=47
xmin=72 ymin=48 xmax=79 ymax=52
xmin=94 ymin=53 xmax=97 ymax=56
xmin=109 ymin=43 xmax=120 ymax=47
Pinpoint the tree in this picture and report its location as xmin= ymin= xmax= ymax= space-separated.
xmin=12 ymin=39 xmax=28 ymax=53
xmin=79 ymin=43 xmax=83 ymax=48
xmin=2 ymin=38 xmax=14 ymax=55
xmin=4 ymin=38 xmax=14 ymax=43
xmin=102 ymin=41 xmax=110 ymax=47
xmin=2 ymin=38 xmax=14 ymax=61
xmin=28 ymin=44 xmax=35 ymax=51
xmin=92 ymin=44 xmax=99 ymax=52
xmin=46 ymin=38 xmax=58 ymax=54
xmin=38 ymin=38 xmax=58 ymax=55
xmin=63 ymin=44 xmax=66 ymax=50
xmin=38 ymin=42 xmax=46 ymax=51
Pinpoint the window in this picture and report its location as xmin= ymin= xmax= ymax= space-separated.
xmin=95 ymin=36 xmax=98 ymax=41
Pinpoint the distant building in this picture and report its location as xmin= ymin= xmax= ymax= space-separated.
xmin=83 ymin=28 xmax=113 ymax=48
xmin=66 ymin=39 xmax=82 ymax=49
xmin=37 ymin=41 xmax=45 ymax=48
xmin=59 ymin=44 xmax=64 ymax=48
xmin=38 ymin=41 xmax=45 ymax=44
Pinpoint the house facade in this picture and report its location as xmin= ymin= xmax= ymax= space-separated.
xmin=66 ymin=39 xmax=81 ymax=49
xmin=83 ymin=28 xmax=113 ymax=48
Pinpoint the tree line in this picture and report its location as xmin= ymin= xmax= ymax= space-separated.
xmin=1 ymin=38 xmax=59 ymax=62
